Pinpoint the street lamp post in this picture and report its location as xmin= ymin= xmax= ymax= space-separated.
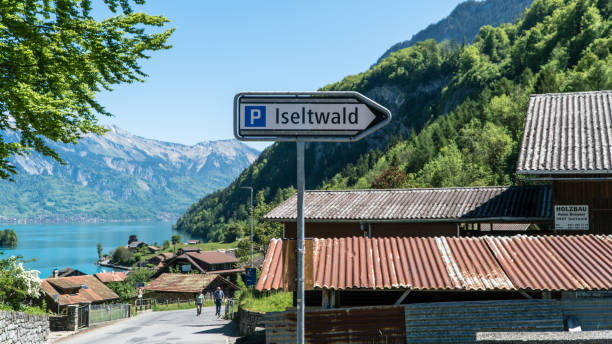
xmin=240 ymin=186 xmax=254 ymax=268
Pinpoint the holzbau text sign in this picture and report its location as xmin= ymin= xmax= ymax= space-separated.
xmin=234 ymin=91 xmax=391 ymax=141
xmin=555 ymin=205 xmax=589 ymax=230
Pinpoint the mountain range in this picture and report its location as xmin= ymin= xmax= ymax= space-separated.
xmin=0 ymin=126 xmax=259 ymax=223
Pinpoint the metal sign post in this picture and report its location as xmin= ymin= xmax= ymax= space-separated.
xmin=234 ymin=91 xmax=390 ymax=344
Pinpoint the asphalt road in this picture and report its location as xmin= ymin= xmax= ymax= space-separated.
xmin=62 ymin=306 xmax=240 ymax=344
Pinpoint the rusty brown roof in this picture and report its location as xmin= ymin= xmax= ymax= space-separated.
xmin=517 ymin=91 xmax=612 ymax=174
xmin=257 ymin=236 xmax=514 ymax=291
xmin=257 ymin=235 xmax=612 ymax=292
xmin=264 ymin=186 xmax=552 ymax=222
xmin=187 ymin=251 xmax=239 ymax=265
xmin=144 ymin=273 xmax=238 ymax=293
xmin=485 ymin=235 xmax=612 ymax=291
xmin=94 ymin=271 xmax=128 ymax=283
xmin=41 ymin=275 xmax=119 ymax=306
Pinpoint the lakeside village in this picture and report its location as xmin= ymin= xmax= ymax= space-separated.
xmin=0 ymin=91 xmax=610 ymax=343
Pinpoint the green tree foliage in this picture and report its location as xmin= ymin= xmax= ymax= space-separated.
xmin=111 ymin=246 xmax=134 ymax=266
xmin=0 ymin=256 xmax=41 ymax=310
xmin=175 ymin=0 xmax=612 ymax=242
xmin=0 ymin=229 xmax=17 ymax=247
xmin=0 ymin=0 xmax=173 ymax=179
xmin=162 ymin=240 xmax=170 ymax=250
xmin=370 ymin=166 xmax=409 ymax=189
xmin=107 ymin=268 xmax=153 ymax=301
xmin=96 ymin=242 xmax=103 ymax=260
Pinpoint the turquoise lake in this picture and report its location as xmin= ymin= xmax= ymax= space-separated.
xmin=0 ymin=222 xmax=198 ymax=278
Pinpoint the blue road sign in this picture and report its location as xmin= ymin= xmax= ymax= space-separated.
xmin=245 ymin=267 xmax=257 ymax=286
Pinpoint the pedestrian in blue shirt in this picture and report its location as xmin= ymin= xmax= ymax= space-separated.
xmin=214 ymin=286 xmax=224 ymax=318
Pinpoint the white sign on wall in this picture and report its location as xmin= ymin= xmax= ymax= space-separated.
xmin=555 ymin=205 xmax=589 ymax=230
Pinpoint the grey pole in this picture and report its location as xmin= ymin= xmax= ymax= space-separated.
xmin=249 ymin=187 xmax=253 ymax=268
xmin=296 ymin=139 xmax=305 ymax=344
xmin=240 ymin=186 xmax=254 ymax=268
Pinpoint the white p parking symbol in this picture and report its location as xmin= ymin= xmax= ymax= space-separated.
xmin=250 ymin=109 xmax=261 ymax=125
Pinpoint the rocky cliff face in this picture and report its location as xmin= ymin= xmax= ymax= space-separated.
xmin=0 ymin=126 xmax=259 ymax=222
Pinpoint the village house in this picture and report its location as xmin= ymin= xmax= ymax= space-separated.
xmin=143 ymin=273 xmax=239 ymax=303
xmin=41 ymin=275 xmax=119 ymax=312
xmin=146 ymin=252 xmax=175 ymax=269
xmin=154 ymin=250 xmax=243 ymax=282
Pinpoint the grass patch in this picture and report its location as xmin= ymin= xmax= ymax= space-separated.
xmin=152 ymin=300 xmax=214 ymax=312
xmin=239 ymin=289 xmax=292 ymax=313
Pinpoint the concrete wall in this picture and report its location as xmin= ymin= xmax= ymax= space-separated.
xmin=0 ymin=310 xmax=50 ymax=344
xmin=239 ymin=307 xmax=265 ymax=335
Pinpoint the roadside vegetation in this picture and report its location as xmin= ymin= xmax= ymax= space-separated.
xmin=235 ymin=274 xmax=292 ymax=313
xmin=0 ymin=255 xmax=47 ymax=314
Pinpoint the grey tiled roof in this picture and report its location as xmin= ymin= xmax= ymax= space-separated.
xmin=263 ymin=186 xmax=552 ymax=222
xmin=517 ymin=91 xmax=612 ymax=174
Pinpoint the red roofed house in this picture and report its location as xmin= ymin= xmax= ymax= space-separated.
xmin=41 ymin=275 xmax=119 ymax=311
xmin=154 ymin=251 xmax=243 ymax=282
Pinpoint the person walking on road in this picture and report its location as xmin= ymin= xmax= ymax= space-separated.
xmin=214 ymin=286 xmax=224 ymax=318
xmin=196 ymin=290 xmax=204 ymax=316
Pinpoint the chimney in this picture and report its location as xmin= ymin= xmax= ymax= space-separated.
xmin=53 ymin=268 xmax=59 ymax=278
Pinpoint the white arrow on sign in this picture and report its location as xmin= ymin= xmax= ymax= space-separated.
xmin=234 ymin=91 xmax=391 ymax=142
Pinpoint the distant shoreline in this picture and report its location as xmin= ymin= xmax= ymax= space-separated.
xmin=0 ymin=216 xmax=178 ymax=225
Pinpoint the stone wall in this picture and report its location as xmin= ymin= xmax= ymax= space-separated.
xmin=49 ymin=305 xmax=79 ymax=332
xmin=0 ymin=310 xmax=50 ymax=344
xmin=239 ymin=307 xmax=265 ymax=335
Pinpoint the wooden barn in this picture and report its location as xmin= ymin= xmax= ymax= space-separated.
xmin=517 ymin=90 xmax=612 ymax=234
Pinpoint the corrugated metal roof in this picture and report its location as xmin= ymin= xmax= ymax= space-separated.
xmin=41 ymin=275 xmax=119 ymax=306
xmin=485 ymin=235 xmax=612 ymax=291
xmin=517 ymin=91 xmax=612 ymax=174
xmin=256 ymin=236 xmax=514 ymax=291
xmin=264 ymin=186 xmax=552 ymax=222
xmin=257 ymin=235 xmax=612 ymax=292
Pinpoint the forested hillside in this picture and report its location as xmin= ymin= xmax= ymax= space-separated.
xmin=175 ymin=0 xmax=612 ymax=245
xmin=375 ymin=0 xmax=534 ymax=64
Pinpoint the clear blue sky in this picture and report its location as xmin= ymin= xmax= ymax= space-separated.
xmin=96 ymin=1 xmax=464 ymax=151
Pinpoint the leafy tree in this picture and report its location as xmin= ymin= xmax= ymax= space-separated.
xmin=0 ymin=256 xmax=41 ymax=310
xmin=371 ymin=166 xmax=409 ymax=189
xmin=96 ymin=242 xmax=103 ymax=260
xmin=162 ymin=240 xmax=170 ymax=250
xmin=107 ymin=268 xmax=153 ymax=301
xmin=111 ymin=246 xmax=134 ymax=266
xmin=0 ymin=0 xmax=173 ymax=179
xmin=0 ymin=229 xmax=17 ymax=247
xmin=171 ymin=234 xmax=181 ymax=253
